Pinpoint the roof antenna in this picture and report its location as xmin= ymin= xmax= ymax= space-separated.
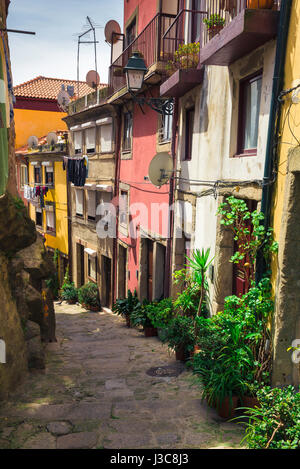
xmin=73 ymin=16 xmax=103 ymax=98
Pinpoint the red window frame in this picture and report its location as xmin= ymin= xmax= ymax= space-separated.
xmin=236 ymin=71 xmax=262 ymax=157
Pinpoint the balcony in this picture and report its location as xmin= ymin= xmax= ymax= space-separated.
xmin=68 ymin=87 xmax=109 ymax=116
xmin=108 ymin=13 xmax=176 ymax=98
xmin=200 ymin=0 xmax=280 ymax=66
xmin=160 ymin=9 xmax=206 ymax=98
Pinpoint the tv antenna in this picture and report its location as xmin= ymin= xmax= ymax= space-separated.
xmin=74 ymin=16 xmax=103 ymax=98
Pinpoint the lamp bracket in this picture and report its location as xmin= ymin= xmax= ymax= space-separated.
xmin=128 ymin=90 xmax=174 ymax=115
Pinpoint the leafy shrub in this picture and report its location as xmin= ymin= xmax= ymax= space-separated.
xmin=165 ymin=315 xmax=195 ymax=353
xmin=112 ymin=289 xmax=140 ymax=317
xmin=61 ymin=282 xmax=78 ymax=302
xmin=240 ymin=386 xmax=300 ymax=449
xmin=78 ymin=282 xmax=101 ymax=308
xmin=130 ymin=300 xmax=154 ymax=328
xmin=145 ymin=298 xmax=174 ymax=329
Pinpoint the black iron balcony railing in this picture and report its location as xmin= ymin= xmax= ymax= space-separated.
xmin=108 ymin=13 xmax=176 ymax=96
xmin=202 ymin=0 xmax=280 ymax=47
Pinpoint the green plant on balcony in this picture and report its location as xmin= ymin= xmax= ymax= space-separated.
xmin=166 ymin=42 xmax=200 ymax=76
xmin=203 ymin=14 xmax=226 ymax=38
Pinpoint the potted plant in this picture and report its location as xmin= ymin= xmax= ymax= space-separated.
xmin=112 ymin=289 xmax=140 ymax=327
xmin=203 ymin=14 xmax=226 ymax=39
xmin=113 ymin=66 xmax=123 ymax=77
xmin=165 ymin=315 xmax=195 ymax=361
xmin=78 ymin=282 xmax=101 ymax=312
xmin=61 ymin=282 xmax=78 ymax=304
xmin=145 ymin=298 xmax=174 ymax=341
xmin=130 ymin=300 xmax=158 ymax=337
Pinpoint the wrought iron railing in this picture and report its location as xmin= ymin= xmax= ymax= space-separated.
xmin=108 ymin=13 xmax=176 ymax=96
xmin=202 ymin=0 xmax=280 ymax=47
xmin=68 ymin=87 xmax=109 ymax=115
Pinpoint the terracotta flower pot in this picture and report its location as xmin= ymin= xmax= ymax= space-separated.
xmin=217 ymin=396 xmax=239 ymax=419
xmin=82 ymin=303 xmax=100 ymax=312
xmin=175 ymin=344 xmax=187 ymax=361
xmin=144 ymin=326 xmax=158 ymax=337
xmin=208 ymin=25 xmax=224 ymax=39
xmin=248 ymin=0 xmax=273 ymax=8
xmin=67 ymin=299 xmax=77 ymax=305
xmin=241 ymin=395 xmax=260 ymax=408
xmin=125 ymin=315 xmax=131 ymax=328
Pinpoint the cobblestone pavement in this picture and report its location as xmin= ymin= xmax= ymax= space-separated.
xmin=0 ymin=303 xmax=245 ymax=449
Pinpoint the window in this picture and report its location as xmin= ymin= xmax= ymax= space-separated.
xmin=85 ymin=127 xmax=96 ymax=154
xmin=237 ymin=73 xmax=262 ymax=156
xmin=100 ymin=124 xmax=113 ymax=153
xmin=123 ymin=112 xmax=132 ymax=151
xmin=126 ymin=17 xmax=136 ymax=47
xmin=36 ymin=207 xmax=42 ymax=227
xmin=87 ymin=190 xmax=96 ymax=221
xmin=45 ymin=166 xmax=54 ymax=186
xmin=20 ymin=165 xmax=28 ymax=188
xmin=119 ymin=190 xmax=128 ymax=226
xmin=34 ymin=166 xmax=42 ymax=184
xmin=192 ymin=0 xmax=202 ymax=43
xmin=45 ymin=205 xmax=55 ymax=234
xmin=159 ymin=112 xmax=173 ymax=143
xmin=75 ymin=189 xmax=84 ymax=217
xmin=88 ymin=255 xmax=97 ymax=281
xmin=74 ymin=131 xmax=82 ymax=154
xmin=184 ymin=107 xmax=195 ymax=161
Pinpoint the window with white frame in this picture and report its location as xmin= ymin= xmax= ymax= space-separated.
xmin=20 ymin=165 xmax=28 ymax=188
xmin=159 ymin=112 xmax=173 ymax=143
xmin=75 ymin=188 xmax=84 ymax=217
xmin=45 ymin=204 xmax=55 ymax=234
xmin=74 ymin=131 xmax=82 ymax=154
xmin=119 ymin=190 xmax=128 ymax=227
xmin=85 ymin=127 xmax=96 ymax=154
xmin=34 ymin=165 xmax=42 ymax=184
xmin=45 ymin=165 xmax=54 ymax=186
xmin=87 ymin=189 xmax=96 ymax=221
xmin=88 ymin=255 xmax=97 ymax=280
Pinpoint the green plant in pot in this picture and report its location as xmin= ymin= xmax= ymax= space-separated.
xmin=130 ymin=300 xmax=158 ymax=337
xmin=203 ymin=14 xmax=225 ymax=38
xmin=165 ymin=315 xmax=195 ymax=361
xmin=145 ymin=298 xmax=174 ymax=340
xmin=112 ymin=289 xmax=140 ymax=327
xmin=60 ymin=267 xmax=78 ymax=304
xmin=78 ymin=282 xmax=101 ymax=312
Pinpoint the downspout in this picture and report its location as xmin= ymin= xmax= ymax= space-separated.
xmin=164 ymin=97 xmax=179 ymax=298
xmin=112 ymin=106 xmax=122 ymax=304
xmin=256 ymin=0 xmax=292 ymax=282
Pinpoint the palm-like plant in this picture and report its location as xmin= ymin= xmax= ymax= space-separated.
xmin=186 ymin=248 xmax=214 ymax=322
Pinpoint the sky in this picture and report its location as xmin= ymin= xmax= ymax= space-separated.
xmin=7 ymin=0 xmax=123 ymax=87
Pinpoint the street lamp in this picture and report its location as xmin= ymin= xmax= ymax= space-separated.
xmin=124 ymin=52 xmax=148 ymax=92
xmin=123 ymin=52 xmax=174 ymax=116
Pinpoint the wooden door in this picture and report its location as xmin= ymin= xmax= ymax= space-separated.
xmin=147 ymin=240 xmax=153 ymax=302
xmin=103 ymin=256 xmax=112 ymax=308
xmin=232 ymin=199 xmax=257 ymax=297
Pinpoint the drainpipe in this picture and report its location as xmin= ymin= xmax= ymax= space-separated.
xmin=256 ymin=0 xmax=292 ymax=283
xmin=112 ymin=106 xmax=122 ymax=304
xmin=164 ymin=97 xmax=179 ymax=298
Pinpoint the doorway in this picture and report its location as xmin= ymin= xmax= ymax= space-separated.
xmin=103 ymin=256 xmax=112 ymax=308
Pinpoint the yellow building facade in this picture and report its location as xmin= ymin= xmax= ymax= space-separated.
xmin=271 ymin=0 xmax=300 ymax=387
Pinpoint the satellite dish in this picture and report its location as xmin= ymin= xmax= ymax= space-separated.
xmin=47 ymin=132 xmax=58 ymax=145
xmin=86 ymin=70 xmax=100 ymax=89
xmin=57 ymin=88 xmax=70 ymax=109
xmin=27 ymin=135 xmax=39 ymax=148
xmin=104 ymin=20 xmax=121 ymax=44
xmin=148 ymin=152 xmax=173 ymax=187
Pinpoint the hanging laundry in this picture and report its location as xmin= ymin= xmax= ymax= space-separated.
xmin=67 ymin=157 xmax=87 ymax=187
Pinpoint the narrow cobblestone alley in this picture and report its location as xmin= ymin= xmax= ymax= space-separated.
xmin=0 ymin=303 xmax=244 ymax=449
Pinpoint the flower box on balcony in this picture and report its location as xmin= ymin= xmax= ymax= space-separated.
xmin=160 ymin=67 xmax=204 ymax=99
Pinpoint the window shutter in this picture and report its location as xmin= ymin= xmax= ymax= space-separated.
xmin=86 ymin=127 xmax=96 ymax=151
xmin=87 ymin=190 xmax=96 ymax=218
xmin=74 ymin=131 xmax=82 ymax=151
xmin=45 ymin=166 xmax=53 ymax=173
xmin=46 ymin=211 xmax=55 ymax=231
xmin=75 ymin=189 xmax=84 ymax=215
xmin=100 ymin=124 xmax=112 ymax=153
xmin=89 ymin=256 xmax=97 ymax=280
